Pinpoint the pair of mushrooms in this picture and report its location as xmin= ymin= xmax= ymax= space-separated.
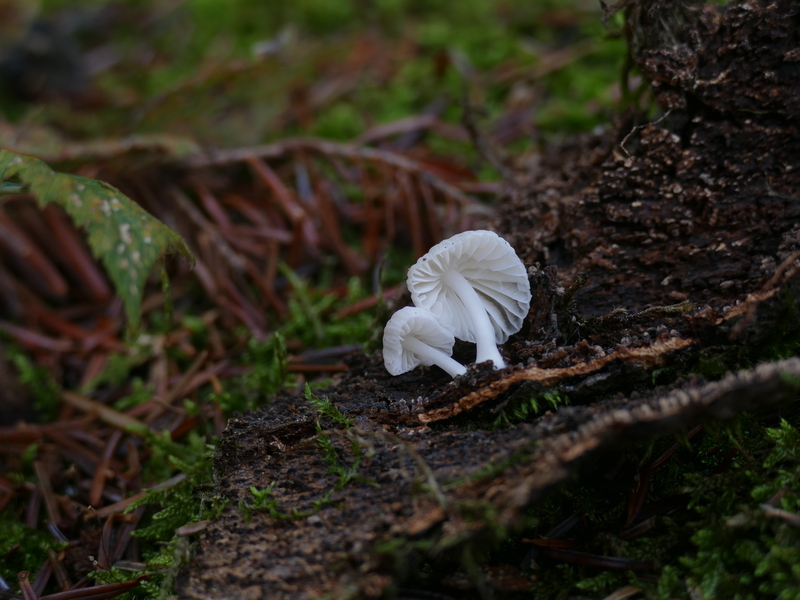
xmin=383 ymin=230 xmax=531 ymax=378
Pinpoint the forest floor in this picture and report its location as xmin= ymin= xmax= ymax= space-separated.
xmin=180 ymin=2 xmax=800 ymax=598
xmin=2 ymin=1 xmax=800 ymax=599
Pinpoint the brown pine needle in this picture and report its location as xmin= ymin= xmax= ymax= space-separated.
xmin=60 ymin=391 xmax=148 ymax=435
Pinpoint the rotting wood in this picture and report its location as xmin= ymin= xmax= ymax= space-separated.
xmin=419 ymin=337 xmax=693 ymax=423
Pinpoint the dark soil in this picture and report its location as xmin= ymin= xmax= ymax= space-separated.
xmin=178 ymin=1 xmax=800 ymax=598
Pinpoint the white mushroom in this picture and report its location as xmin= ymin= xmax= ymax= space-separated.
xmin=406 ymin=230 xmax=531 ymax=369
xmin=383 ymin=307 xmax=467 ymax=378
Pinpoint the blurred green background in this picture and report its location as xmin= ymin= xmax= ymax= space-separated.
xmin=0 ymin=0 xmax=627 ymax=162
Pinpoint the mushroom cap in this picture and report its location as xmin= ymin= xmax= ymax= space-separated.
xmin=383 ymin=306 xmax=456 ymax=376
xmin=406 ymin=230 xmax=531 ymax=344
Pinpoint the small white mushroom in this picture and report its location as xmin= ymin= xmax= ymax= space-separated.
xmin=383 ymin=307 xmax=467 ymax=378
xmin=406 ymin=230 xmax=531 ymax=369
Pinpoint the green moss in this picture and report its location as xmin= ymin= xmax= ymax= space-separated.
xmin=6 ymin=343 xmax=60 ymax=421
xmin=574 ymin=570 xmax=636 ymax=593
xmin=0 ymin=517 xmax=64 ymax=587
xmin=239 ymin=481 xmax=344 ymax=522
xmin=119 ymin=428 xmax=225 ymax=598
xmin=199 ymin=270 xmax=386 ymax=415
xmin=515 ymin=416 xmax=800 ymax=599
xmin=238 ymin=483 xmax=298 ymax=522
xmin=206 ymin=332 xmax=290 ymax=415
xmin=279 ymin=269 xmax=375 ymax=348
xmin=312 ymin=103 xmax=366 ymax=140
xmin=664 ymin=419 xmax=800 ymax=599
xmin=112 ymin=378 xmax=154 ymax=411
xmin=492 ymin=389 xmax=569 ymax=429
xmin=305 ymin=384 xmax=363 ymax=489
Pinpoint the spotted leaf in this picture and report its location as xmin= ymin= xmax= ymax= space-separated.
xmin=0 ymin=149 xmax=193 ymax=332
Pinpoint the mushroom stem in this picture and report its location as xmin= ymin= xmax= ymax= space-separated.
xmin=443 ymin=269 xmax=506 ymax=369
xmin=403 ymin=337 xmax=467 ymax=378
